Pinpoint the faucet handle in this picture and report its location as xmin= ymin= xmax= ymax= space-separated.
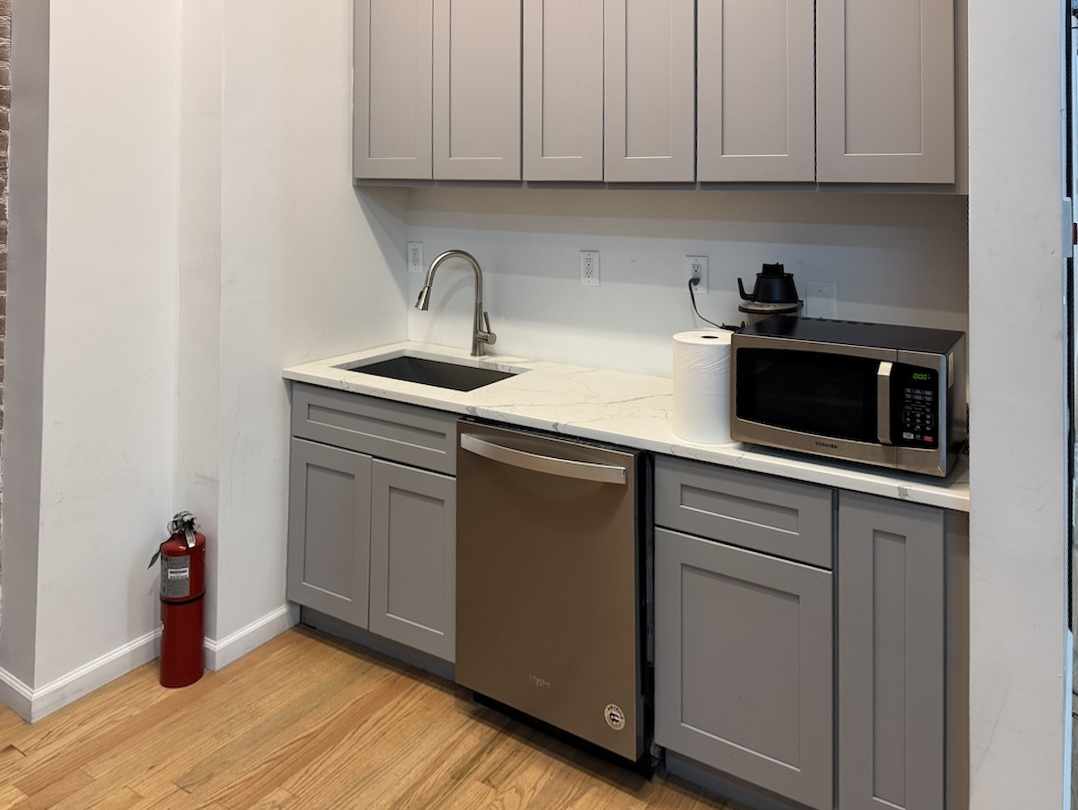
xmin=481 ymin=312 xmax=497 ymax=345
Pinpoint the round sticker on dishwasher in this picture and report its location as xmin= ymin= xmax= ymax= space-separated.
xmin=604 ymin=704 xmax=626 ymax=731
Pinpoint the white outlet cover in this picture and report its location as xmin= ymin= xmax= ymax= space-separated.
xmin=580 ymin=250 xmax=600 ymax=287
xmin=686 ymin=255 xmax=709 ymax=294
xmin=407 ymin=242 xmax=424 ymax=273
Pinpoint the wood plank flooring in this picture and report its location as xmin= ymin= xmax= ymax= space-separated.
xmin=0 ymin=628 xmax=733 ymax=809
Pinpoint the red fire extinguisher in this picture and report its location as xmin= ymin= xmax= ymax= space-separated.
xmin=150 ymin=511 xmax=206 ymax=688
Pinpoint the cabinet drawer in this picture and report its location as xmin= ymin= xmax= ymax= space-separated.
xmin=291 ymin=384 xmax=458 ymax=475
xmin=655 ymin=457 xmax=833 ymax=568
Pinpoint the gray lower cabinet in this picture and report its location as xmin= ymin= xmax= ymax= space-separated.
xmin=287 ymin=438 xmax=372 ymax=628
xmin=838 ymin=492 xmax=946 ymax=810
xmin=655 ymin=527 xmax=833 ymax=810
xmin=369 ymin=460 xmax=456 ymax=661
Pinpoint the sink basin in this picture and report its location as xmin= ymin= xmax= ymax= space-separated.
xmin=340 ymin=354 xmax=519 ymax=392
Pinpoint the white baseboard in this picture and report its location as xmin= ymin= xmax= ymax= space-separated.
xmin=0 ymin=666 xmax=33 ymax=722
xmin=0 ymin=604 xmax=298 ymax=723
xmin=0 ymin=628 xmax=164 ymax=723
xmin=203 ymin=604 xmax=299 ymax=672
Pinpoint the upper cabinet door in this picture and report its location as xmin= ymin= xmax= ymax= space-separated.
xmin=434 ymin=0 xmax=522 ymax=180
xmin=353 ymin=0 xmax=434 ymax=180
xmin=697 ymin=0 xmax=815 ymax=182
xmin=817 ymin=0 xmax=956 ymax=183
xmin=604 ymin=0 xmax=696 ymax=183
xmin=523 ymin=0 xmax=604 ymax=181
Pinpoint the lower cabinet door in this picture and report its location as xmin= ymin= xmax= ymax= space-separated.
xmin=838 ymin=493 xmax=945 ymax=810
xmin=369 ymin=459 xmax=456 ymax=661
xmin=287 ymin=439 xmax=372 ymax=627
xmin=655 ymin=528 xmax=833 ymax=810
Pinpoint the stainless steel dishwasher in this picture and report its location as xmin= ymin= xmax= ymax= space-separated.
xmin=456 ymin=421 xmax=650 ymax=764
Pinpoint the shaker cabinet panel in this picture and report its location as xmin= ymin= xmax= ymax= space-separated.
xmin=698 ymin=0 xmax=815 ymax=182
xmin=604 ymin=0 xmax=695 ymax=182
xmin=353 ymin=0 xmax=434 ymax=179
xmin=369 ymin=460 xmax=457 ymax=662
xmin=655 ymin=528 xmax=833 ymax=810
xmin=838 ymin=492 xmax=946 ymax=810
xmin=817 ymin=0 xmax=956 ymax=183
xmin=287 ymin=439 xmax=372 ymax=628
xmin=434 ymin=0 xmax=522 ymax=180
xmin=523 ymin=0 xmax=605 ymax=181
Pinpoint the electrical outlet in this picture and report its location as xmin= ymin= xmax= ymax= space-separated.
xmin=580 ymin=250 xmax=600 ymax=287
xmin=803 ymin=281 xmax=838 ymax=318
xmin=407 ymin=242 xmax=425 ymax=274
xmin=686 ymin=255 xmax=709 ymax=294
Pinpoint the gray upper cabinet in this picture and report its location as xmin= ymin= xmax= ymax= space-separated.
xmin=353 ymin=0 xmax=434 ymax=180
xmin=523 ymin=0 xmax=604 ymax=181
xmin=369 ymin=460 xmax=457 ymax=662
xmin=434 ymin=0 xmax=522 ymax=180
xmin=816 ymin=0 xmax=956 ymax=183
xmin=655 ymin=528 xmax=833 ymax=810
xmin=287 ymin=439 xmax=372 ymax=628
xmin=604 ymin=0 xmax=696 ymax=182
xmin=697 ymin=0 xmax=815 ymax=182
xmin=838 ymin=492 xmax=945 ymax=810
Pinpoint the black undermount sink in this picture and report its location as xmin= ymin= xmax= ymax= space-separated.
xmin=342 ymin=354 xmax=519 ymax=392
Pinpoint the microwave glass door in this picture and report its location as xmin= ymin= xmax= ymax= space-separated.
xmin=736 ymin=348 xmax=880 ymax=442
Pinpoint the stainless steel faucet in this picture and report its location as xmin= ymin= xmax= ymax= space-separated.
xmin=415 ymin=250 xmax=497 ymax=357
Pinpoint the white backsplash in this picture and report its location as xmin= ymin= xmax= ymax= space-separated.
xmin=404 ymin=187 xmax=969 ymax=377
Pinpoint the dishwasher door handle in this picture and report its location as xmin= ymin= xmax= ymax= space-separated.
xmin=460 ymin=433 xmax=628 ymax=485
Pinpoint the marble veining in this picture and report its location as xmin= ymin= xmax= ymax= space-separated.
xmin=283 ymin=341 xmax=970 ymax=512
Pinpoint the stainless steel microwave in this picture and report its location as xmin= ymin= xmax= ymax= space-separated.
xmin=731 ymin=318 xmax=966 ymax=478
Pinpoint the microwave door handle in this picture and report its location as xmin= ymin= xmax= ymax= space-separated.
xmin=877 ymin=361 xmax=894 ymax=445
xmin=460 ymin=433 xmax=628 ymax=485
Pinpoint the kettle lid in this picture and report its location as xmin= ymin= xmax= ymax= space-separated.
xmin=760 ymin=262 xmax=790 ymax=280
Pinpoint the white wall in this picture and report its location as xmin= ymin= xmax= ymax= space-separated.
xmin=1 ymin=0 xmax=407 ymax=704
xmin=211 ymin=0 xmax=408 ymax=643
xmin=967 ymin=0 xmax=1070 ymax=807
xmin=407 ymin=188 xmax=969 ymax=375
xmin=176 ymin=0 xmax=223 ymax=641
xmin=32 ymin=0 xmax=181 ymax=686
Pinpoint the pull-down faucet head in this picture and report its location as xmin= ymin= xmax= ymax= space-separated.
xmin=415 ymin=285 xmax=433 ymax=311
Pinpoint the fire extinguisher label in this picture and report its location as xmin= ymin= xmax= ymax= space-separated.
xmin=162 ymin=555 xmax=191 ymax=599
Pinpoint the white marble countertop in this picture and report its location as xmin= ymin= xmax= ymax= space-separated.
xmin=283 ymin=341 xmax=970 ymax=512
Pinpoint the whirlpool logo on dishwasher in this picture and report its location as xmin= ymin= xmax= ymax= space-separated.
xmin=529 ymin=674 xmax=551 ymax=689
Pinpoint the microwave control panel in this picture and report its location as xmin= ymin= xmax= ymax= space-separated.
xmin=895 ymin=366 xmax=939 ymax=448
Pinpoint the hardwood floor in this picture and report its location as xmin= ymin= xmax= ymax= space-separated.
xmin=0 ymin=628 xmax=733 ymax=809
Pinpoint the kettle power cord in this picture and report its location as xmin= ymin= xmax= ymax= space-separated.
xmin=688 ymin=278 xmax=741 ymax=332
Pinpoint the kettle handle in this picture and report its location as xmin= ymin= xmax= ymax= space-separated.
xmin=737 ymin=277 xmax=753 ymax=301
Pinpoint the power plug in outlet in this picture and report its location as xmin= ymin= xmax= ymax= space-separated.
xmin=580 ymin=250 xmax=600 ymax=287
xmin=803 ymin=281 xmax=838 ymax=318
xmin=407 ymin=242 xmax=425 ymax=274
xmin=686 ymin=255 xmax=709 ymax=293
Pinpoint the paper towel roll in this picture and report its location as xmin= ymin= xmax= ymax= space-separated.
xmin=672 ymin=330 xmax=733 ymax=445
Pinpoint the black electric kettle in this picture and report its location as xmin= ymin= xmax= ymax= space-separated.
xmin=738 ymin=263 xmax=800 ymax=305
xmin=737 ymin=263 xmax=802 ymax=324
